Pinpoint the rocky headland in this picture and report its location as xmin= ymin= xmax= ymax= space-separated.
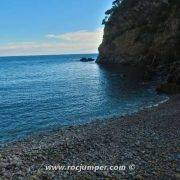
xmin=97 ymin=0 xmax=180 ymax=93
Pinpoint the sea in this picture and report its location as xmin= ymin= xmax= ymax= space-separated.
xmin=0 ymin=54 xmax=167 ymax=143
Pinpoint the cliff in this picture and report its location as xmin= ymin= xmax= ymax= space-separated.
xmin=97 ymin=0 xmax=180 ymax=93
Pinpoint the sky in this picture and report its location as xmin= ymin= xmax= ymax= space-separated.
xmin=0 ymin=0 xmax=113 ymax=56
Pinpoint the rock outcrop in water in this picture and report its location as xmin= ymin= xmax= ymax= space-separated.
xmin=97 ymin=0 xmax=180 ymax=93
xmin=80 ymin=57 xmax=94 ymax=62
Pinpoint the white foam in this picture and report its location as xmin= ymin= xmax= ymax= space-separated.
xmin=146 ymin=97 xmax=170 ymax=109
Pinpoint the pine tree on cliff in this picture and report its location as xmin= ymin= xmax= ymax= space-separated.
xmin=102 ymin=0 xmax=123 ymax=25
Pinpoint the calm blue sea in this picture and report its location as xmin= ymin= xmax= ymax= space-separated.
xmin=0 ymin=54 xmax=167 ymax=143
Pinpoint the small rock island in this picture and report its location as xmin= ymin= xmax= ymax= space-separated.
xmin=80 ymin=57 xmax=95 ymax=62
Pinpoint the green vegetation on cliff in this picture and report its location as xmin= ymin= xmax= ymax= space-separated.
xmin=98 ymin=0 xmax=179 ymax=65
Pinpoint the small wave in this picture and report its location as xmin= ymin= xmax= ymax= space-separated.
xmin=146 ymin=97 xmax=169 ymax=108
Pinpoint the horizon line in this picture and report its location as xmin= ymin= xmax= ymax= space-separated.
xmin=0 ymin=52 xmax=99 ymax=58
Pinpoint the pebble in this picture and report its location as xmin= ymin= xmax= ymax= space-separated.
xmin=175 ymin=173 xmax=180 ymax=179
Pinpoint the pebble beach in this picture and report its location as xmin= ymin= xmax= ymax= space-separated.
xmin=0 ymin=95 xmax=179 ymax=179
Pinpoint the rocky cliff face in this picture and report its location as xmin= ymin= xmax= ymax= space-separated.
xmin=97 ymin=0 xmax=180 ymax=93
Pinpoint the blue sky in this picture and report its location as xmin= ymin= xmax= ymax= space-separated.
xmin=0 ymin=0 xmax=113 ymax=56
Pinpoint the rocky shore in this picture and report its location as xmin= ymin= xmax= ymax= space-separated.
xmin=0 ymin=95 xmax=179 ymax=179
xmin=97 ymin=0 xmax=180 ymax=94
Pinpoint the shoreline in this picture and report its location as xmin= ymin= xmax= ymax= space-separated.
xmin=0 ymin=95 xmax=179 ymax=179
xmin=0 ymin=92 xmax=169 ymax=147
xmin=1 ymin=95 xmax=169 ymax=147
